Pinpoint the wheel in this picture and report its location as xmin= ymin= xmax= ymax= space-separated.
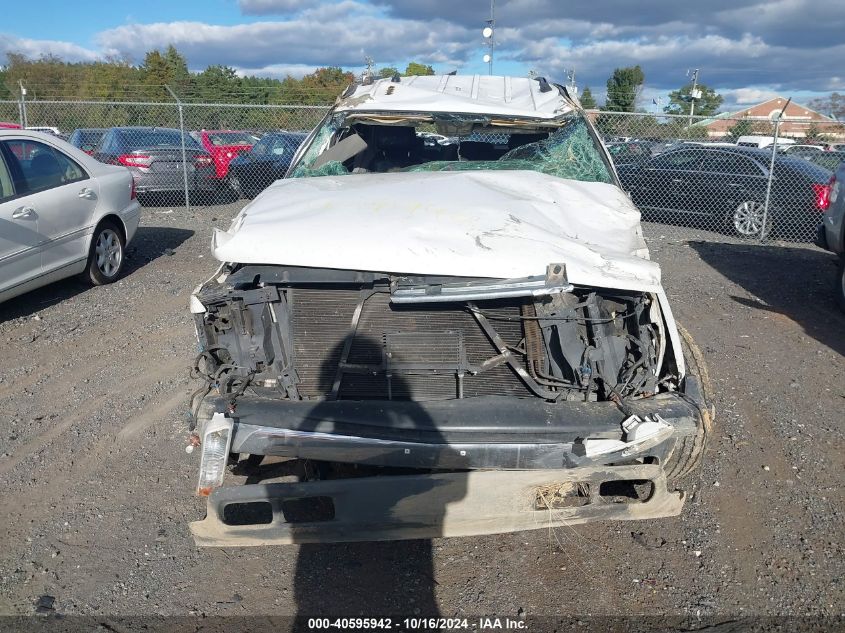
xmin=837 ymin=257 xmax=845 ymax=313
xmin=728 ymin=200 xmax=771 ymax=239
xmin=86 ymin=221 xmax=125 ymax=285
xmin=662 ymin=324 xmax=714 ymax=483
xmin=228 ymin=174 xmax=243 ymax=199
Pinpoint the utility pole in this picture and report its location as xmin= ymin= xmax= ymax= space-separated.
xmin=363 ymin=55 xmax=375 ymax=83
xmin=482 ymin=0 xmax=495 ymax=75
xmin=164 ymin=84 xmax=190 ymax=212
xmin=688 ymin=68 xmax=700 ymax=125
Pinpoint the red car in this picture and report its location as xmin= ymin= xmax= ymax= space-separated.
xmin=0 ymin=122 xmax=22 ymax=129
xmin=193 ymin=130 xmax=258 ymax=179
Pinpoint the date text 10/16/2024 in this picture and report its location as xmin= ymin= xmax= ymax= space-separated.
xmin=307 ymin=617 xmax=528 ymax=630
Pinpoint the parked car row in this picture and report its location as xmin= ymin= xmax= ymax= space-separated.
xmin=602 ymin=135 xmax=839 ymax=239
xmin=59 ymin=126 xmax=308 ymax=202
xmin=615 ymin=144 xmax=833 ymax=239
xmin=0 ymin=123 xmax=307 ymax=305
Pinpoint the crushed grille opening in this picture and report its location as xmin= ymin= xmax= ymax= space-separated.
xmin=222 ymin=501 xmax=273 ymax=525
xmin=281 ymin=496 xmax=336 ymax=523
xmin=534 ymin=482 xmax=591 ymax=509
xmin=598 ymin=479 xmax=654 ymax=503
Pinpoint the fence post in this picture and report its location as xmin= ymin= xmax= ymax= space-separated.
xmin=165 ymin=85 xmax=191 ymax=212
xmin=18 ymin=81 xmax=28 ymax=128
xmin=760 ymin=99 xmax=790 ymax=243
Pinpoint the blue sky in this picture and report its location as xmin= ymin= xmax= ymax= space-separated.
xmin=3 ymin=0 xmax=845 ymax=111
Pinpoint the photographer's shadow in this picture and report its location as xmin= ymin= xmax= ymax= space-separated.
xmin=249 ymin=336 xmax=469 ymax=619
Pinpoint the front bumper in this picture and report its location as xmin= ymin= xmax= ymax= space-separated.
xmin=189 ymin=389 xmax=705 ymax=545
xmin=191 ymin=463 xmax=684 ymax=546
xmin=195 ymin=393 xmax=701 ymax=470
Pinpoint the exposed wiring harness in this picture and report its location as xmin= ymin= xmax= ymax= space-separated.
xmin=188 ymin=346 xmax=257 ymax=430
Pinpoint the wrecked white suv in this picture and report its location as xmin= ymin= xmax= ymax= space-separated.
xmin=187 ymin=75 xmax=712 ymax=546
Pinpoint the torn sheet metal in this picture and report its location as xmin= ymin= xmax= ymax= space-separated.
xmin=212 ymin=170 xmax=661 ymax=292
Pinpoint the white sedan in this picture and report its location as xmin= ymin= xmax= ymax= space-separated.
xmin=0 ymin=129 xmax=141 ymax=304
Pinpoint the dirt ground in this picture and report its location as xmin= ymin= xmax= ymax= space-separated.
xmin=0 ymin=198 xmax=843 ymax=628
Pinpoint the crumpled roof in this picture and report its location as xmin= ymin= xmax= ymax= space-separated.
xmin=335 ymin=75 xmax=576 ymax=120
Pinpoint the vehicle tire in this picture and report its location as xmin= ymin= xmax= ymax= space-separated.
xmin=837 ymin=257 xmax=845 ymax=313
xmin=727 ymin=200 xmax=771 ymax=239
xmin=662 ymin=324 xmax=714 ymax=483
xmin=228 ymin=174 xmax=243 ymax=199
xmin=86 ymin=221 xmax=125 ymax=286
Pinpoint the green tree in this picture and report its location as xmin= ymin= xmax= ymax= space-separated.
xmin=604 ymin=65 xmax=644 ymax=112
xmin=805 ymin=121 xmax=822 ymax=142
xmin=294 ymin=67 xmax=355 ymax=104
xmin=140 ymin=46 xmax=192 ymax=98
xmin=141 ymin=50 xmax=171 ymax=99
xmin=0 ymin=66 xmax=12 ymax=100
xmin=579 ymin=86 xmax=597 ymax=109
xmin=807 ymin=93 xmax=845 ymax=119
xmin=378 ymin=66 xmax=400 ymax=78
xmin=195 ymin=65 xmax=242 ymax=103
xmin=404 ymin=62 xmax=435 ymax=76
xmin=664 ymin=82 xmax=723 ymax=116
xmin=165 ymin=45 xmax=191 ymax=88
xmin=725 ymin=118 xmax=773 ymax=141
xmin=726 ymin=119 xmax=753 ymax=141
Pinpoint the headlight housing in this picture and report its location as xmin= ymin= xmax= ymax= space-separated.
xmin=197 ymin=412 xmax=234 ymax=496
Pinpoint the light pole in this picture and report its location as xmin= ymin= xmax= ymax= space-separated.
xmin=482 ymin=0 xmax=495 ymax=75
xmin=688 ymin=68 xmax=701 ymax=125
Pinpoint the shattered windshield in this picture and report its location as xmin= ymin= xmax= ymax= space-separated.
xmin=289 ymin=112 xmax=614 ymax=184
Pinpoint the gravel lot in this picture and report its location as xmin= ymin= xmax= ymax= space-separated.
xmin=0 ymin=197 xmax=843 ymax=626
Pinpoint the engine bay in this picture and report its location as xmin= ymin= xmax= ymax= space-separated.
xmin=191 ymin=265 xmax=679 ymax=412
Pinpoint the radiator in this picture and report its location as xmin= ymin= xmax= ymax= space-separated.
xmin=290 ymin=288 xmax=531 ymax=401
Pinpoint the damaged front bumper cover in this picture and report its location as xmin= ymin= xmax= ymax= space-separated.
xmin=189 ymin=391 xmax=704 ymax=545
xmin=191 ymin=463 xmax=684 ymax=546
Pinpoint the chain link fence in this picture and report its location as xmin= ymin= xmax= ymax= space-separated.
xmin=3 ymin=96 xmax=843 ymax=244
xmin=592 ymin=110 xmax=844 ymax=243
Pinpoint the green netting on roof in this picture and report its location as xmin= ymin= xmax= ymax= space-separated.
xmin=289 ymin=112 xmax=613 ymax=184
xmin=290 ymin=117 xmax=340 ymax=178
xmin=292 ymin=160 xmax=349 ymax=178
xmin=405 ymin=119 xmax=613 ymax=184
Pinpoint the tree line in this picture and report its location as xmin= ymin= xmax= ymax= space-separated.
xmin=3 ymin=48 xmax=840 ymax=141
xmin=0 ymin=47 xmax=435 ymax=105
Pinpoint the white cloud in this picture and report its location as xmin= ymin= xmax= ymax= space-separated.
xmin=235 ymin=63 xmax=322 ymax=79
xmin=95 ymin=15 xmax=472 ymax=71
xmin=0 ymin=34 xmax=101 ymax=63
xmin=724 ymin=88 xmax=781 ymax=106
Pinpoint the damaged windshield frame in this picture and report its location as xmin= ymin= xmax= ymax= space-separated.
xmin=286 ymin=110 xmax=618 ymax=185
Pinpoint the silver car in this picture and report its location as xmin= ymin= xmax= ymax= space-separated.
xmin=0 ymin=130 xmax=141 ymax=304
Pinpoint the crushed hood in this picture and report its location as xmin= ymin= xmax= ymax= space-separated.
xmin=212 ymin=170 xmax=661 ymax=291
